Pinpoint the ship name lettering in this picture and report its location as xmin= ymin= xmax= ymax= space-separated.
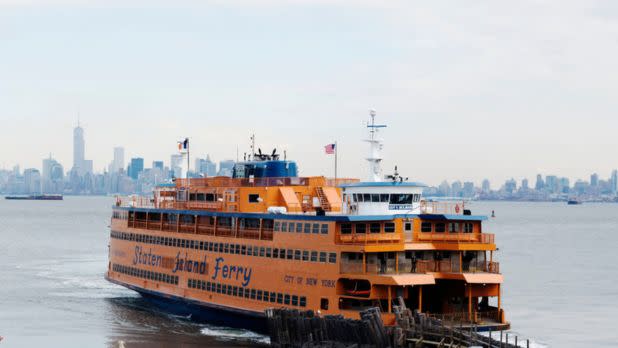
xmin=305 ymin=278 xmax=317 ymax=286
xmin=172 ymin=252 xmax=208 ymax=275
xmin=212 ymin=257 xmax=252 ymax=287
xmin=321 ymin=279 xmax=335 ymax=288
xmin=133 ymin=246 xmax=162 ymax=267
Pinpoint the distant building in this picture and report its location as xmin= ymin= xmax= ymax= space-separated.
xmin=611 ymin=170 xmax=618 ymax=194
xmin=481 ymin=179 xmax=491 ymax=193
xmin=128 ymin=158 xmax=144 ymax=180
xmin=451 ymin=181 xmax=463 ymax=197
xmin=111 ymin=147 xmax=125 ymax=174
xmin=195 ymin=155 xmax=217 ymax=177
xmin=535 ymin=174 xmax=545 ymax=191
xmin=545 ymin=175 xmax=558 ymax=194
xmin=152 ymin=161 xmax=164 ymax=171
xmin=559 ymin=177 xmax=570 ymax=194
xmin=218 ymin=160 xmax=235 ymax=177
xmin=23 ymin=168 xmax=41 ymax=194
xmin=42 ymin=155 xmax=64 ymax=193
xmin=590 ymin=173 xmax=599 ymax=187
xmin=462 ymin=182 xmax=475 ymax=197
xmin=521 ymin=178 xmax=529 ymax=191
xmin=170 ymin=154 xmax=183 ymax=178
xmin=503 ymin=178 xmax=517 ymax=195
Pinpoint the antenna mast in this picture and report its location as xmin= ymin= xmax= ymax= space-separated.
xmin=365 ymin=109 xmax=387 ymax=182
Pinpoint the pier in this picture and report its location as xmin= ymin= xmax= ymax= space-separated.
xmin=266 ymin=298 xmax=530 ymax=348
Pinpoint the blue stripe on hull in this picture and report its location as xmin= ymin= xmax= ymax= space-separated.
xmin=107 ymin=277 xmax=268 ymax=333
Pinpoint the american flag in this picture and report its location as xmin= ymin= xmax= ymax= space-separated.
xmin=324 ymin=143 xmax=336 ymax=154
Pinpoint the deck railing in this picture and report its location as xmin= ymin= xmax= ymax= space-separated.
xmin=426 ymin=309 xmax=501 ymax=324
xmin=339 ymin=259 xmax=500 ymax=275
xmin=420 ymin=201 xmax=467 ymax=215
xmin=415 ymin=232 xmax=495 ymax=244
xmin=337 ymin=233 xmax=402 ymax=245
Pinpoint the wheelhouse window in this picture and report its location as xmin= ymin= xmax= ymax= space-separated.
xmin=384 ymin=222 xmax=395 ymax=233
xmin=341 ymin=223 xmax=352 ymax=234
xmin=389 ymin=194 xmax=413 ymax=205
xmin=421 ymin=222 xmax=432 ymax=232
xmin=463 ymin=222 xmax=473 ymax=233
xmin=449 ymin=222 xmax=459 ymax=233
xmin=435 ymin=222 xmax=446 ymax=233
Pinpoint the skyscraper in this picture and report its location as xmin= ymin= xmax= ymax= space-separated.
xmin=611 ymin=170 xmax=618 ymax=193
xmin=535 ymin=174 xmax=545 ymax=191
xmin=42 ymin=154 xmax=64 ymax=193
xmin=481 ymin=179 xmax=491 ymax=193
xmin=590 ymin=173 xmax=599 ymax=187
xmin=73 ymin=123 xmax=85 ymax=174
xmin=521 ymin=178 xmax=529 ymax=191
xmin=112 ymin=147 xmax=125 ymax=174
xmin=128 ymin=158 xmax=144 ymax=180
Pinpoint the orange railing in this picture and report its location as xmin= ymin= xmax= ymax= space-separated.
xmin=420 ymin=201 xmax=467 ymax=215
xmin=174 ymin=176 xmax=359 ymax=188
xmin=415 ymin=232 xmax=495 ymax=244
xmin=337 ymin=233 xmax=402 ymax=245
xmin=340 ymin=259 xmax=500 ymax=275
xmin=426 ymin=310 xmax=502 ymax=324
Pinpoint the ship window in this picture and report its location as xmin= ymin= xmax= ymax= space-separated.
xmin=277 ymin=293 xmax=283 ymax=304
xmin=236 ymin=244 xmax=242 ymax=254
xmin=227 ymin=285 xmax=233 ymax=295
xmin=244 ymin=289 xmax=250 ymax=298
xmin=296 ymin=223 xmax=303 ymax=233
xmin=300 ymin=296 xmax=307 ymax=307
xmin=319 ymin=252 xmax=327 ymax=263
xmin=304 ymin=223 xmax=311 ymax=234
xmin=320 ymin=298 xmax=328 ymax=310
xmin=464 ymin=223 xmax=473 ymax=233
xmin=355 ymin=194 xmax=362 ymax=202
xmin=252 ymin=246 xmax=259 ymax=256
xmin=266 ymin=248 xmax=272 ymax=258
xmin=284 ymin=249 xmax=291 ymax=260
xmin=274 ymin=221 xmax=280 ymax=231
xmin=321 ymin=224 xmax=329 ymax=234
xmin=291 ymin=295 xmax=298 ymax=306
xmin=273 ymin=248 xmax=279 ymax=258
xmin=449 ymin=223 xmax=459 ymax=233
xmin=294 ymin=250 xmax=301 ymax=260
xmin=370 ymin=223 xmax=381 ymax=233
xmin=288 ymin=222 xmax=294 ymax=232
xmin=232 ymin=286 xmax=238 ymax=296
xmin=270 ymin=292 xmax=276 ymax=303
xmin=189 ymin=193 xmax=196 ymax=201
xmin=404 ymin=222 xmax=412 ymax=231
xmin=380 ymin=194 xmax=389 ymax=202
xmin=389 ymin=194 xmax=413 ymax=205
xmin=311 ymin=251 xmax=318 ymax=262
xmin=362 ymin=194 xmax=370 ymax=202
xmin=223 ymin=243 xmax=229 ymax=253
xmin=371 ymin=194 xmax=380 ymax=202
xmin=312 ymin=223 xmax=320 ymax=234
xmin=435 ymin=223 xmax=446 ymax=233
xmin=355 ymin=223 xmax=366 ymax=234
xmin=341 ymin=223 xmax=352 ymax=234
xmin=257 ymin=290 xmax=263 ymax=300
xmin=421 ymin=222 xmax=432 ymax=232
xmin=279 ymin=249 xmax=286 ymax=258
xmin=238 ymin=287 xmax=244 ymax=297
xmin=241 ymin=245 xmax=247 ymax=255
xmin=281 ymin=222 xmax=288 ymax=232
xmin=384 ymin=223 xmax=395 ymax=233
xmin=248 ymin=194 xmax=260 ymax=203
xmin=259 ymin=247 xmax=265 ymax=257
xmin=302 ymin=250 xmax=309 ymax=261
xmin=251 ymin=289 xmax=256 ymax=299
xmin=328 ymin=252 xmax=337 ymax=263
xmin=284 ymin=294 xmax=290 ymax=305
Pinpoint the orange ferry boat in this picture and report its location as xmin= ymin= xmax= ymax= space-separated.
xmin=106 ymin=113 xmax=508 ymax=332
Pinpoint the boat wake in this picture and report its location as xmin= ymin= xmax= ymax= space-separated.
xmin=200 ymin=325 xmax=270 ymax=345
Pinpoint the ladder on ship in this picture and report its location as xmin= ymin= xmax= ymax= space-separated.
xmin=315 ymin=187 xmax=331 ymax=211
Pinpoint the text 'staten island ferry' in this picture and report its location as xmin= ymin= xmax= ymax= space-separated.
xmin=106 ymin=112 xmax=509 ymax=332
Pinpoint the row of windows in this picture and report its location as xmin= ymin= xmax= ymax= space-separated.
xmin=188 ymin=193 xmax=223 ymax=202
xmin=345 ymin=193 xmax=422 ymax=204
xmin=340 ymin=222 xmax=396 ymax=234
xmin=187 ymin=279 xmax=307 ymax=308
xmin=273 ymin=221 xmax=329 ymax=234
xmin=113 ymin=211 xmax=129 ymax=220
xmin=112 ymin=263 xmax=179 ymax=285
xmin=110 ymin=231 xmax=338 ymax=264
xmin=420 ymin=222 xmax=474 ymax=233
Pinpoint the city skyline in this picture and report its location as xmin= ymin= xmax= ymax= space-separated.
xmin=2 ymin=1 xmax=618 ymax=185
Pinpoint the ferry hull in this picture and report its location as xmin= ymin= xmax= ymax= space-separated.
xmin=107 ymin=276 xmax=268 ymax=333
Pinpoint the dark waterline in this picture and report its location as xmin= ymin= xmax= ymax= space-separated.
xmin=0 ymin=197 xmax=616 ymax=347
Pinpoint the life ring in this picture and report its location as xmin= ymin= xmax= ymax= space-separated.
xmin=455 ymin=204 xmax=460 ymax=214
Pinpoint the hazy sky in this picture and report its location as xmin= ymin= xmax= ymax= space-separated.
xmin=1 ymin=0 xmax=617 ymax=187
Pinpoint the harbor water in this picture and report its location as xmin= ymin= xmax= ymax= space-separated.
xmin=0 ymin=197 xmax=616 ymax=347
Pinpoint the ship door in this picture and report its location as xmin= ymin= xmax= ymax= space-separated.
xmin=224 ymin=190 xmax=238 ymax=212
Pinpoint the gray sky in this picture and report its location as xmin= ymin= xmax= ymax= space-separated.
xmin=1 ymin=0 xmax=617 ymax=186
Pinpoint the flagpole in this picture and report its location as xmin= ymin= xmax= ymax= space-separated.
xmin=186 ymin=138 xmax=190 ymax=188
xmin=334 ymin=141 xmax=338 ymax=183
